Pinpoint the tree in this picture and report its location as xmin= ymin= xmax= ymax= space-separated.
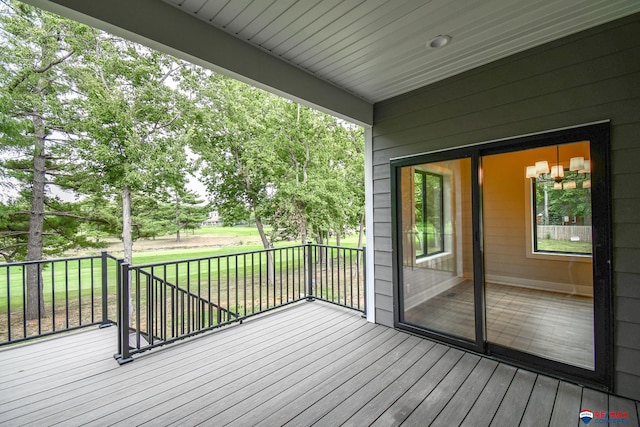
xmin=165 ymin=188 xmax=209 ymax=242
xmin=188 ymin=74 xmax=279 ymax=251
xmin=263 ymin=102 xmax=365 ymax=246
xmin=188 ymin=73 xmax=365 ymax=251
xmin=0 ymin=1 xmax=97 ymax=318
xmin=70 ymin=34 xmax=191 ymax=265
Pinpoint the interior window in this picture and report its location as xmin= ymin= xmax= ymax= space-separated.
xmin=527 ymin=144 xmax=592 ymax=255
xmin=414 ymin=170 xmax=444 ymax=258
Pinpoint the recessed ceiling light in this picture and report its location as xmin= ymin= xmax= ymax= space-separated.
xmin=428 ymin=35 xmax=452 ymax=48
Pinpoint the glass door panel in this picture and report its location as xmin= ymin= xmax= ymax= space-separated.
xmin=482 ymin=141 xmax=595 ymax=369
xmin=399 ymin=158 xmax=476 ymax=341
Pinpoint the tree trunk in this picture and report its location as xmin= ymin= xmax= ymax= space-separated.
xmin=357 ymin=211 xmax=365 ymax=267
xmin=25 ymin=108 xmax=47 ymax=320
xmin=357 ymin=211 xmax=365 ymax=249
xmin=255 ymin=214 xmax=275 ymax=285
xmin=175 ymin=198 xmax=181 ymax=242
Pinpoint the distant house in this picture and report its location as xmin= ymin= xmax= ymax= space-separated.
xmin=202 ymin=211 xmax=221 ymax=226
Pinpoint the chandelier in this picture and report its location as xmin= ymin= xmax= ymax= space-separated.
xmin=525 ymin=145 xmax=591 ymax=190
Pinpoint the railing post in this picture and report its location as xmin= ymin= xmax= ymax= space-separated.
xmin=306 ymin=242 xmax=314 ymax=301
xmin=115 ymin=262 xmax=133 ymax=364
xmin=100 ymin=252 xmax=110 ymax=327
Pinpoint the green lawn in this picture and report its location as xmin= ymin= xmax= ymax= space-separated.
xmin=0 ymin=229 xmax=365 ymax=312
xmin=536 ymin=239 xmax=592 ymax=254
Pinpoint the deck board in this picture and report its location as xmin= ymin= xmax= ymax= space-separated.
xmin=460 ymin=363 xmax=517 ymax=427
xmin=370 ymin=348 xmax=467 ymax=426
xmin=0 ymin=300 xmax=638 ymax=427
xmin=430 ymin=358 xmax=499 ymax=426
xmin=341 ymin=343 xmax=450 ymax=427
xmin=549 ymin=381 xmax=583 ymax=427
xmin=489 ymin=369 xmax=537 ymax=426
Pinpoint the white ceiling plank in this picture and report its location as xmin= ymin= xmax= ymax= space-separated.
xmin=273 ymin=0 xmax=367 ymax=57
xmin=253 ymin=0 xmax=334 ymax=50
xmin=213 ymin=0 xmax=253 ymax=28
xmin=292 ymin=0 xmax=423 ymax=68
xmin=22 ymin=0 xmax=640 ymax=111
xmin=237 ymin=0 xmax=299 ymax=42
xmin=27 ymin=0 xmax=373 ymax=124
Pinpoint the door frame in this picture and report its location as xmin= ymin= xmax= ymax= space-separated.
xmin=390 ymin=121 xmax=613 ymax=391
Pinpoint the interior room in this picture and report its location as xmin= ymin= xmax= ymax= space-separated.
xmin=400 ymin=141 xmax=594 ymax=369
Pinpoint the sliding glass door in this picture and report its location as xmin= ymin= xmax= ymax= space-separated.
xmin=483 ymin=141 xmax=594 ymax=370
xmin=396 ymin=157 xmax=478 ymax=344
xmin=392 ymin=123 xmax=612 ymax=389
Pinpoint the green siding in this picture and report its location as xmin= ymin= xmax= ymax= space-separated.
xmin=372 ymin=13 xmax=640 ymax=400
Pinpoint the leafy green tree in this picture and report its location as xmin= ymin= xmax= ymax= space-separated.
xmin=188 ymin=74 xmax=278 ymax=250
xmin=263 ymin=102 xmax=364 ymax=246
xmin=0 ymin=1 xmax=97 ymax=318
xmin=164 ymin=188 xmax=209 ymax=242
xmin=70 ymin=34 xmax=191 ymax=264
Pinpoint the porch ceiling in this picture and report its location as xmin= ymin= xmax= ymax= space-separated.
xmin=22 ymin=0 xmax=640 ymax=125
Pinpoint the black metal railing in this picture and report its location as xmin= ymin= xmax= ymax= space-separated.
xmin=0 ymin=244 xmax=365 ymax=353
xmin=0 ymin=252 xmax=118 ymax=346
xmin=115 ymin=243 xmax=365 ymax=363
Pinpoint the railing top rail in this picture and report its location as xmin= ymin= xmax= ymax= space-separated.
xmin=312 ymin=244 xmax=365 ymax=251
xmin=0 ymin=253 xmax=104 ymax=268
xmin=104 ymin=253 xmax=123 ymax=262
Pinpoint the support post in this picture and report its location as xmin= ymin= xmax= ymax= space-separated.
xmin=115 ymin=261 xmax=133 ymax=364
xmin=306 ymin=242 xmax=314 ymax=301
xmin=362 ymin=246 xmax=367 ymax=318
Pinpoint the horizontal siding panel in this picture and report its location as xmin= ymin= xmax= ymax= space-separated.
xmin=373 ymin=93 xmax=640 ymax=165
xmin=373 ymin=193 xmax=390 ymax=209
xmin=611 ymin=122 xmax=640 ymax=150
xmin=374 ymin=265 xmax=392 ymax=282
xmin=373 ymin=178 xmax=390 ymax=194
xmin=374 ymin=307 xmax=393 ymax=327
xmin=374 ymin=251 xmax=392 ymax=267
xmin=374 ymin=237 xmax=392 ymax=252
xmin=616 ymin=296 xmax=640 ymax=323
xmin=381 ymin=57 xmax=640 ymax=142
xmin=375 ymin=279 xmax=393 ymax=297
xmin=375 ymin=293 xmax=393 ymax=311
xmin=375 ymin=48 xmax=640 ymax=139
xmin=613 ymin=223 xmax=640 ymax=249
xmin=613 ymin=172 xmax=640 ymax=199
xmin=374 ymin=222 xmax=391 ymax=237
xmin=614 ymin=248 xmax=640 ymax=274
xmin=615 ymin=273 xmax=640 ymax=298
xmin=615 ymin=372 xmax=640 ymax=401
xmin=612 ymin=198 xmax=640 ymax=224
xmin=612 ymin=147 xmax=640 ymax=175
xmin=615 ymin=321 xmax=640 ymax=350
xmin=373 ymin=164 xmax=389 ymax=180
xmin=615 ymin=347 xmax=640 ymax=377
xmin=373 ymin=208 xmax=391 ymax=224
xmin=374 ymin=17 xmax=640 ymax=124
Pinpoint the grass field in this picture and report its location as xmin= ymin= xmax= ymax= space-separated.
xmin=536 ymin=239 xmax=592 ymax=253
xmin=0 ymin=227 xmax=365 ymax=342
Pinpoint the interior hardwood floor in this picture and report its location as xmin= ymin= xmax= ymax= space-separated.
xmin=404 ymin=281 xmax=594 ymax=369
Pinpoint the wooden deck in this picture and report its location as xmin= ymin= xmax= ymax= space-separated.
xmin=0 ymin=301 xmax=638 ymax=427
